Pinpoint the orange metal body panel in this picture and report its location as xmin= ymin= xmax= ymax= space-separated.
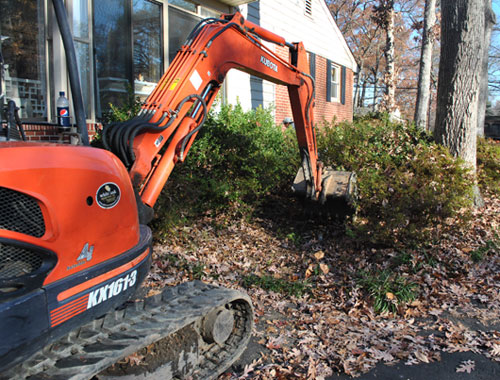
xmin=0 ymin=142 xmax=140 ymax=285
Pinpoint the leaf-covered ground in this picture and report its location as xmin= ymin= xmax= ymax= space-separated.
xmin=143 ymin=194 xmax=500 ymax=379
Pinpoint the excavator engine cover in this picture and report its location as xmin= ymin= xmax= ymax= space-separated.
xmin=0 ymin=142 xmax=152 ymax=374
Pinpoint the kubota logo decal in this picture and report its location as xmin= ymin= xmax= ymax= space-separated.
xmin=77 ymin=242 xmax=94 ymax=262
xmin=67 ymin=243 xmax=94 ymax=271
xmin=87 ymin=270 xmax=137 ymax=309
xmin=260 ymin=56 xmax=278 ymax=72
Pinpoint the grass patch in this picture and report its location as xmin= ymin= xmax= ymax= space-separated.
xmin=391 ymin=250 xmax=437 ymax=273
xmin=470 ymin=238 xmax=500 ymax=263
xmin=357 ymin=269 xmax=417 ymax=314
xmin=242 ymin=274 xmax=310 ymax=297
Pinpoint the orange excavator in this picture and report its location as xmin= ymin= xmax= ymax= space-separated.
xmin=0 ymin=11 xmax=355 ymax=380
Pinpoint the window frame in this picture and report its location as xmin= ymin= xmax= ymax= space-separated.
xmin=69 ymin=0 xmax=94 ymax=121
xmin=1 ymin=0 xmax=50 ymax=122
xmin=24 ymin=0 xmax=226 ymax=123
xmin=330 ymin=63 xmax=340 ymax=103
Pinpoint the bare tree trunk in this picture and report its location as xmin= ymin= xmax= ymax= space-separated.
xmin=373 ymin=48 xmax=382 ymax=111
xmin=383 ymin=1 xmax=396 ymax=112
xmin=477 ymin=0 xmax=496 ymax=137
xmin=354 ymin=62 xmax=363 ymax=108
xmin=414 ymin=0 xmax=437 ymax=130
xmin=360 ymin=77 xmax=367 ymax=107
xmin=427 ymin=90 xmax=433 ymax=131
xmin=435 ymin=0 xmax=485 ymax=173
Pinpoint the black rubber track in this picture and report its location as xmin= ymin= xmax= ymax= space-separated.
xmin=1 ymin=281 xmax=253 ymax=380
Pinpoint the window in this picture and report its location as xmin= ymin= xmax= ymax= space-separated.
xmin=73 ymin=0 xmax=92 ymax=118
xmin=1 ymin=0 xmax=222 ymax=123
xmin=327 ymin=60 xmax=346 ymax=104
xmin=93 ymin=0 xmax=163 ymax=116
xmin=133 ymin=0 xmax=163 ymax=98
xmin=169 ymin=0 xmax=196 ymax=13
xmin=200 ymin=7 xmax=220 ymax=18
xmin=167 ymin=2 xmax=221 ymax=63
xmin=1 ymin=0 xmax=47 ymax=120
xmin=330 ymin=64 xmax=339 ymax=102
xmin=168 ymin=5 xmax=200 ymax=63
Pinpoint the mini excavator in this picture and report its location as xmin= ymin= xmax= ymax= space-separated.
xmin=0 ymin=10 xmax=355 ymax=380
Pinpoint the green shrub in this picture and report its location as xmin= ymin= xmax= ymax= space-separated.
xmin=91 ymin=86 xmax=141 ymax=147
xmin=317 ymin=115 xmax=473 ymax=245
xmin=102 ymin=86 xmax=142 ymax=124
xmin=152 ymin=104 xmax=299 ymax=237
xmin=477 ymin=138 xmax=500 ymax=195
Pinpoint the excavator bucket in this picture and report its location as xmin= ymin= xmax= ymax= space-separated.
xmin=319 ymin=168 xmax=357 ymax=214
xmin=293 ymin=167 xmax=357 ymax=217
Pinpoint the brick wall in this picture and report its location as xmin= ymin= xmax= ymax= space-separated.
xmin=13 ymin=123 xmax=99 ymax=143
xmin=22 ymin=124 xmax=60 ymax=142
xmin=314 ymin=55 xmax=353 ymax=124
xmin=273 ymin=47 xmax=353 ymax=128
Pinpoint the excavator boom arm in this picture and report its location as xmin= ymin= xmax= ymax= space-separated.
xmin=103 ymin=12 xmax=321 ymax=208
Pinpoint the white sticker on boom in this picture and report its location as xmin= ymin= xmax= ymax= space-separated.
xmin=190 ymin=70 xmax=203 ymax=91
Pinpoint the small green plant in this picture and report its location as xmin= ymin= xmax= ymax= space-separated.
xmin=102 ymin=85 xmax=142 ymax=123
xmin=470 ymin=239 xmax=500 ymax=263
xmin=422 ymin=250 xmax=438 ymax=267
xmin=357 ymin=270 xmax=417 ymax=314
xmin=391 ymin=250 xmax=437 ymax=274
xmin=242 ymin=274 xmax=310 ymax=297
xmin=190 ymin=263 xmax=206 ymax=280
xmin=393 ymin=251 xmax=412 ymax=267
xmin=286 ymin=232 xmax=302 ymax=247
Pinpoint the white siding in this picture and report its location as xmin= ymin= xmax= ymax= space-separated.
xmin=225 ymin=70 xmax=252 ymax=109
xmin=224 ymin=1 xmax=275 ymax=112
xmin=224 ymin=71 xmax=275 ymax=112
xmin=246 ymin=0 xmax=356 ymax=70
xmin=225 ymin=0 xmax=356 ymax=111
xmin=262 ymin=79 xmax=275 ymax=109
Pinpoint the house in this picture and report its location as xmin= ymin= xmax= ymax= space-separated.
xmin=1 ymin=0 xmax=356 ymax=140
xmin=229 ymin=1 xmax=357 ymax=126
